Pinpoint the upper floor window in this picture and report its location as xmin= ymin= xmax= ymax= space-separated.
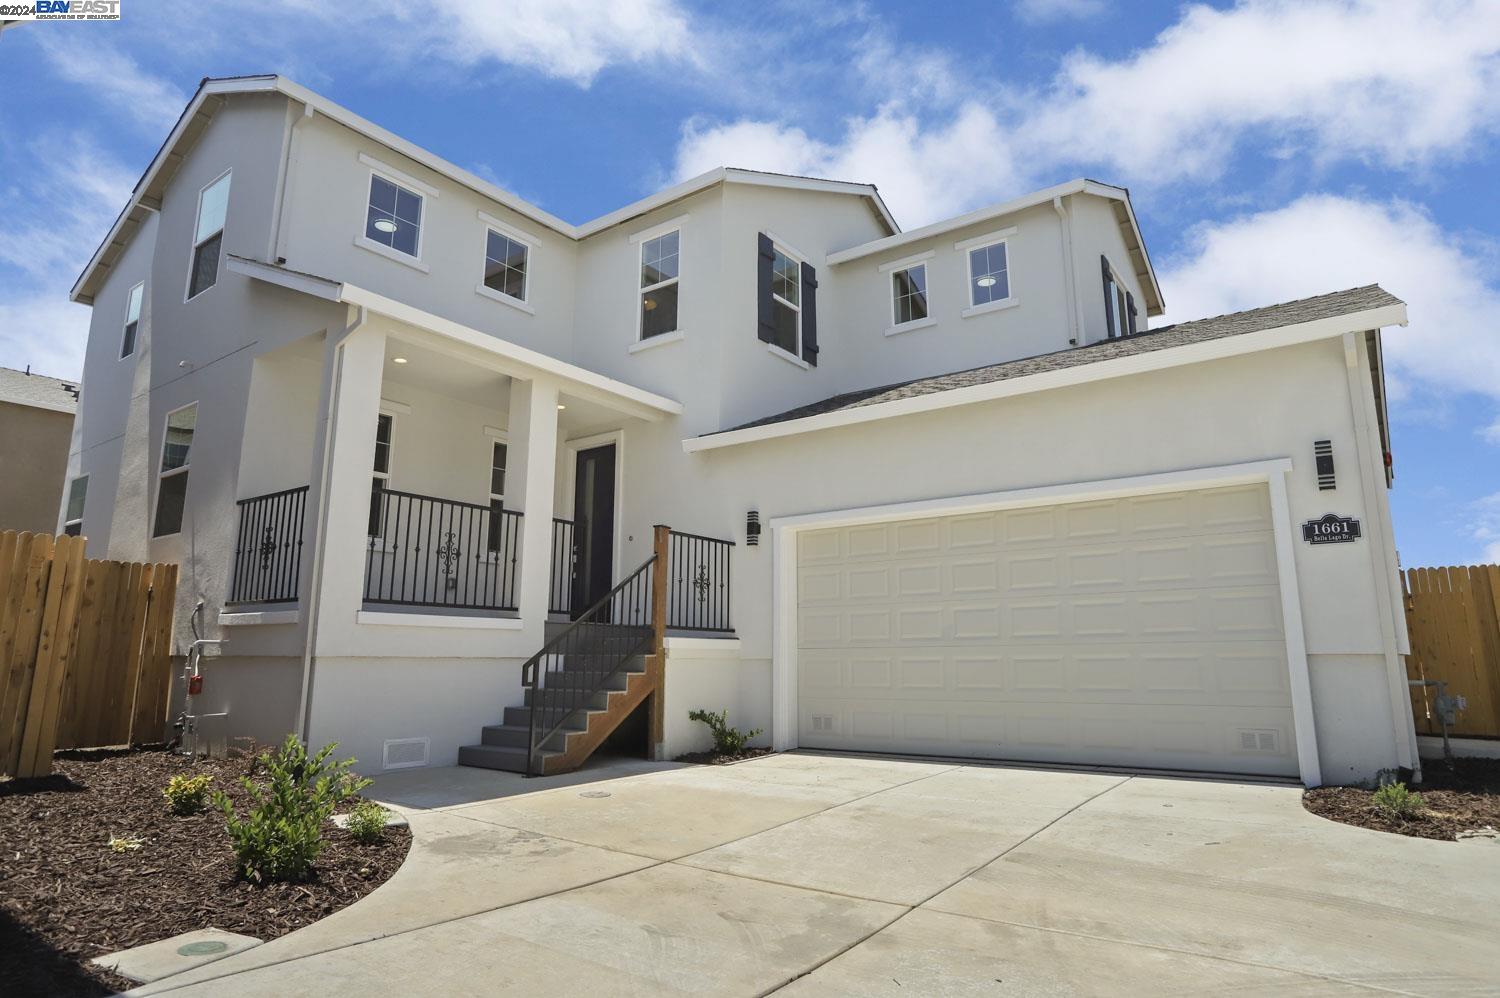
xmin=365 ymin=174 xmax=423 ymax=259
xmin=639 ymin=229 xmax=679 ymax=340
xmin=1101 ymin=256 xmax=1137 ymax=339
xmin=121 ymin=282 xmax=143 ymax=358
xmin=891 ymin=263 xmax=928 ymax=327
xmin=770 ymin=246 xmax=801 ymax=355
xmin=187 ymin=171 xmax=230 ymax=300
xmin=483 ymin=229 xmax=529 ymax=303
xmin=967 ymin=240 xmax=1010 ymax=307
xmin=153 ymin=403 xmax=197 ymax=537
xmin=63 ymin=476 xmax=88 ymax=537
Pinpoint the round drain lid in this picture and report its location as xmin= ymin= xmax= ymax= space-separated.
xmin=579 ymin=790 xmax=611 ymax=799
xmin=177 ymin=940 xmax=230 ymax=957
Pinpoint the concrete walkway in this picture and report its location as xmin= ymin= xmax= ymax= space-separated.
xmin=128 ymin=753 xmax=1500 ymax=996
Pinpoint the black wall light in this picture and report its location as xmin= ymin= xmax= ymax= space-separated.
xmin=1314 ymin=439 xmax=1336 ymax=491
xmin=746 ymin=510 xmax=761 ymax=546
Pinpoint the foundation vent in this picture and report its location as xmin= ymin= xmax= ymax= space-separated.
xmin=811 ymin=714 xmax=836 ymax=733
xmin=382 ymin=737 xmax=430 ymax=770
xmin=1237 ymin=729 xmax=1278 ymax=753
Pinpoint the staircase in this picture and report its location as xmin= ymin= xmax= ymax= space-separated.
xmin=458 ymin=532 xmax=665 ymax=777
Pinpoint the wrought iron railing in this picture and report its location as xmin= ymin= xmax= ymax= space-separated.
xmin=228 ymin=485 xmax=310 ymax=604
xmin=667 ymin=530 xmax=734 ymax=633
xmin=549 ymin=517 xmax=575 ymax=615
xmin=364 ymin=487 xmax=523 ymax=611
xmin=522 ymin=555 xmax=656 ymax=775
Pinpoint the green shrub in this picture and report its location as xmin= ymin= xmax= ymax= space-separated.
xmin=163 ymin=773 xmax=214 ymax=816
xmin=1372 ymin=782 xmax=1424 ymax=819
xmin=213 ymin=734 xmax=371 ymax=883
xmin=688 ymin=708 xmax=763 ymax=755
xmin=345 ymin=800 xmax=390 ymax=845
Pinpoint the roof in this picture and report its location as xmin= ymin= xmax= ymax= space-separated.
xmin=711 ymin=285 xmax=1404 ymax=437
xmin=826 ymin=178 xmax=1165 ymax=317
xmin=0 ymin=366 xmax=80 ymax=415
xmin=71 ymin=75 xmax=898 ymax=304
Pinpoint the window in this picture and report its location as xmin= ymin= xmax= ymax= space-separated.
xmin=63 ymin=476 xmax=87 ymax=537
xmin=770 ymin=246 xmax=801 ymax=355
xmin=486 ymin=439 xmax=508 ymax=553
xmin=365 ymin=174 xmax=423 ymax=259
xmin=188 ymin=171 xmax=230 ymax=299
xmin=483 ymin=229 xmax=529 ymax=302
xmin=369 ymin=412 xmax=394 ymax=537
xmin=891 ymin=264 xmax=928 ymax=326
xmin=638 ymin=229 xmax=679 ymax=339
xmin=153 ymin=404 xmax=197 ymax=537
xmin=1101 ymin=256 xmax=1137 ymax=339
xmin=967 ymin=241 xmax=1010 ymax=306
xmin=121 ymin=282 xmax=143 ymax=358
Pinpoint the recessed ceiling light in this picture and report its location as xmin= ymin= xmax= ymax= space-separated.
xmin=392 ymin=356 xmax=408 ymax=364
xmin=976 ymin=276 xmax=997 ymax=288
xmin=557 ymin=403 xmax=567 ymax=410
xmin=372 ymin=219 xmax=398 ymax=234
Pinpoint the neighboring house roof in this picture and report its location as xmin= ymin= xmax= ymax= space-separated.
xmin=70 ymin=75 xmax=898 ymax=305
xmin=686 ymin=286 xmax=1405 ymax=452
xmin=0 ymin=366 xmax=80 ymax=415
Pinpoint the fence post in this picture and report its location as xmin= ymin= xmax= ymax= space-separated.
xmin=649 ymin=525 xmax=670 ymax=759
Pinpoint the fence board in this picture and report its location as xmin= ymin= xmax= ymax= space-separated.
xmin=129 ymin=564 xmax=177 ymax=744
xmin=1 ymin=534 xmax=54 ymax=775
xmin=1402 ymin=564 xmax=1500 ymax=738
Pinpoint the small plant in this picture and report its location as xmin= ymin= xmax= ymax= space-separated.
xmin=688 ymin=708 xmax=763 ymax=756
xmin=163 ymin=772 xmax=214 ymax=815
xmin=108 ymin=835 xmax=145 ymax=853
xmin=213 ymin=734 xmax=371 ymax=884
xmin=1372 ymin=782 xmax=1424 ymax=819
xmin=345 ymin=800 xmax=390 ymax=845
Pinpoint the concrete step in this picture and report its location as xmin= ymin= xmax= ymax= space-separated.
xmin=503 ymin=704 xmax=593 ymax=729
xmin=456 ymin=743 xmax=556 ymax=774
xmin=480 ymin=723 xmax=567 ymax=752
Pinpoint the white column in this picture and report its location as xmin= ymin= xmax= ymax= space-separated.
xmin=311 ymin=324 xmax=386 ymax=652
xmin=507 ymin=375 xmax=559 ymax=644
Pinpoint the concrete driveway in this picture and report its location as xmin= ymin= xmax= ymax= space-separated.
xmin=129 ymin=753 xmax=1500 ymax=996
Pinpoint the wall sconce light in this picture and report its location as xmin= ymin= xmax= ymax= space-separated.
xmin=746 ymin=510 xmax=761 ymax=546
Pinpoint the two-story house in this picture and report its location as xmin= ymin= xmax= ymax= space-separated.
xmin=62 ymin=76 xmax=1415 ymax=787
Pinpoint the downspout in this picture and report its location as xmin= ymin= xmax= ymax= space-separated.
xmin=1342 ymin=331 xmax=1418 ymax=781
xmin=1053 ymin=196 xmax=1082 ymax=346
xmin=295 ymin=304 xmax=367 ymax=742
xmin=268 ymin=102 xmax=314 ymax=265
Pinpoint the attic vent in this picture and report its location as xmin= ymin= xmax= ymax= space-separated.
xmin=382 ymin=737 xmax=430 ymax=770
xmin=1314 ymin=440 xmax=1336 ymax=491
xmin=1237 ymin=729 xmax=1278 ymax=753
xmin=811 ymin=714 xmax=835 ymax=733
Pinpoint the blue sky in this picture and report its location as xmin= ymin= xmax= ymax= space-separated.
xmin=1 ymin=1 xmax=1497 ymax=567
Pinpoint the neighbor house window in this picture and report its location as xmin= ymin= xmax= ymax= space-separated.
xmin=483 ymin=230 xmax=529 ymax=302
xmin=153 ymin=404 xmax=197 ymax=537
xmin=365 ymin=174 xmax=423 ymax=259
xmin=121 ymin=282 xmax=143 ymax=358
xmin=891 ymin=264 xmax=928 ymax=326
xmin=1102 ymin=257 xmax=1137 ymax=339
xmin=638 ymin=229 xmax=679 ymax=339
xmin=368 ymin=412 xmax=394 ymax=537
xmin=187 ymin=171 xmax=230 ymax=299
xmin=63 ymin=476 xmax=88 ymax=537
xmin=967 ymin=240 xmax=1010 ymax=307
xmin=486 ymin=438 xmax=508 ymax=553
xmin=770 ymin=245 xmax=801 ymax=355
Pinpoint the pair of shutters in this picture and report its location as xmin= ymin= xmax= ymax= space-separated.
xmin=1101 ymin=255 xmax=1137 ymax=338
xmin=756 ymin=232 xmax=819 ymax=366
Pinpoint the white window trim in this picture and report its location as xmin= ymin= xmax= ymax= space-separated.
xmin=962 ymin=234 xmax=1015 ymax=312
xmin=960 ymin=296 xmax=1022 ymax=320
xmin=153 ymin=401 xmax=198 ymax=538
xmin=767 ymin=341 xmax=810 ymax=370
xmin=369 ymin=409 xmax=397 ymax=545
xmin=767 ymin=237 xmax=805 ymax=361
xmin=1104 ymin=261 xmax=1134 ymax=340
xmin=628 ymin=329 xmax=685 ymax=354
xmin=888 ymin=261 xmax=932 ymax=334
xmin=876 ymin=249 xmax=935 ymax=274
xmin=953 ymin=225 xmax=1017 ymax=252
xmin=120 ymin=282 xmax=144 ymax=360
xmin=184 ymin=169 xmax=231 ymax=303
xmin=635 ymin=227 xmax=682 ymax=344
xmin=627 ymin=213 xmax=689 ymax=245
xmin=485 ymin=429 xmax=508 ymax=506
xmin=358 ymin=165 xmax=429 ymax=269
xmin=63 ymin=475 xmax=87 ymax=534
xmin=885 ymin=316 xmax=938 ymax=337
xmin=475 ymin=221 xmax=534 ymax=313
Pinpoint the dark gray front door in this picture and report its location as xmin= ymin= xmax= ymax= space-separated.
xmin=570 ymin=444 xmax=616 ymax=617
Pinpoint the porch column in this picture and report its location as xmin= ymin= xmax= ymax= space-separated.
xmin=507 ymin=375 xmax=560 ymax=644
xmin=310 ymin=323 xmax=387 ymax=650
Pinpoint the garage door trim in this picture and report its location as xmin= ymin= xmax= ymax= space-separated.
xmin=769 ymin=459 xmax=1320 ymax=786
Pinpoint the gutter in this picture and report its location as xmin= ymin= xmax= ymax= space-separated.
xmin=1053 ymin=196 xmax=1081 ymax=346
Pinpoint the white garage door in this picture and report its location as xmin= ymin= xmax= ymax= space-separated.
xmin=796 ymin=484 xmax=1298 ymax=777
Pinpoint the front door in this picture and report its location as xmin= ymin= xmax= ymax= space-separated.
xmin=570 ymin=443 xmax=616 ymax=617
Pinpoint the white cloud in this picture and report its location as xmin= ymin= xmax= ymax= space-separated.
xmin=1473 ymin=493 xmax=1500 ymax=562
xmin=1015 ymin=0 xmax=1107 ymax=24
xmin=32 ymin=33 xmax=185 ymax=132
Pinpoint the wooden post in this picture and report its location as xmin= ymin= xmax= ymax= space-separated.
xmin=648 ymin=524 xmax=670 ymax=758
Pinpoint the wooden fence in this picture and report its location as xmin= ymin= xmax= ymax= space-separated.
xmin=0 ymin=531 xmax=178 ymax=779
xmin=1402 ymin=564 xmax=1500 ymax=738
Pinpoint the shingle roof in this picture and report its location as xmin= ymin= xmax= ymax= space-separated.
xmin=0 ymin=367 xmax=80 ymax=414
xmin=719 ymin=285 xmax=1403 ymax=434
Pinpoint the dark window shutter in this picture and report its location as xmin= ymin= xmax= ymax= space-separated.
xmin=1101 ymin=255 xmax=1115 ymax=339
xmin=800 ymin=260 xmax=819 ymax=366
xmin=1125 ymin=291 xmax=1137 ymax=336
xmin=756 ymin=233 xmax=775 ymax=344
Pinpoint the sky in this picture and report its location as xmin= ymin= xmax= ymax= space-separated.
xmin=0 ymin=0 xmax=1497 ymax=568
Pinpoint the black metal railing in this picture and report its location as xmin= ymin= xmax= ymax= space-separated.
xmin=364 ymin=487 xmax=523 ymax=611
xmin=667 ymin=530 xmax=734 ymax=633
xmin=523 ymin=555 xmax=656 ymax=776
xmin=228 ymin=485 xmax=310 ymax=604
xmin=549 ymin=517 xmax=575 ymax=615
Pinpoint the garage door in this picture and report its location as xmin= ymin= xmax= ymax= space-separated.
xmin=796 ymin=484 xmax=1298 ymax=777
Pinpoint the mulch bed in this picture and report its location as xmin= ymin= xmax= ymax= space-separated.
xmin=674 ymin=747 xmax=773 ymax=766
xmin=1303 ymin=755 xmax=1500 ymax=841
xmin=0 ymin=746 xmax=411 ymax=997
